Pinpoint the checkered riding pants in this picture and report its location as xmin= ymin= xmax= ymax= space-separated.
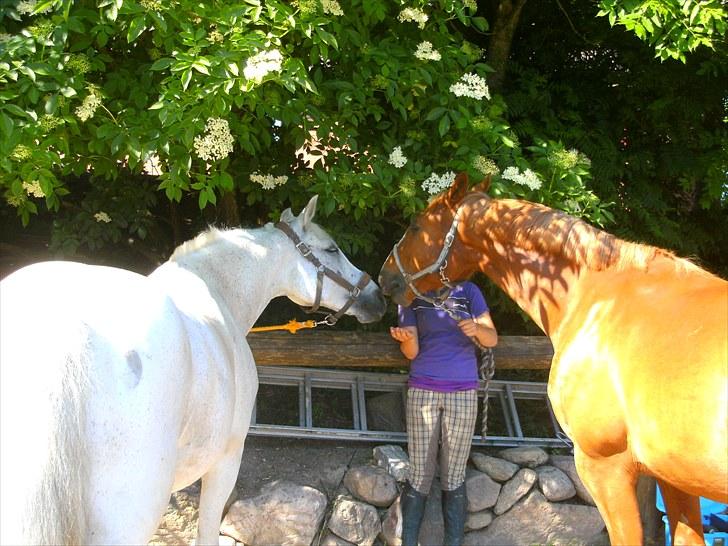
xmin=406 ymin=387 xmax=478 ymax=493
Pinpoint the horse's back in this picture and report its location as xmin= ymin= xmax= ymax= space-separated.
xmin=0 ymin=261 xmax=190 ymax=544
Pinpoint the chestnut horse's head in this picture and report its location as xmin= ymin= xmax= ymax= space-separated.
xmin=379 ymin=172 xmax=488 ymax=306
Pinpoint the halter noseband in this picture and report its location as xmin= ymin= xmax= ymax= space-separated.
xmin=275 ymin=221 xmax=371 ymax=326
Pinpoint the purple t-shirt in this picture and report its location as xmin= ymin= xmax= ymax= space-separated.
xmin=398 ymin=281 xmax=489 ymax=392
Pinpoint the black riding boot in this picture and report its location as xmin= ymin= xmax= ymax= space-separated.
xmin=400 ymin=482 xmax=427 ymax=546
xmin=441 ymin=483 xmax=467 ymax=546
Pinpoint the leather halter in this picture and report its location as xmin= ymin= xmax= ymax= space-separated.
xmin=275 ymin=221 xmax=371 ymax=326
xmin=392 ymin=202 xmax=466 ymax=308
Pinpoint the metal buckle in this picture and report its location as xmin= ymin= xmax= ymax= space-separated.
xmin=350 ymin=286 xmax=361 ymax=298
xmin=295 ymin=241 xmax=311 ymax=257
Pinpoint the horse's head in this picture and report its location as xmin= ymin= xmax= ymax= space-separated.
xmin=379 ymin=172 xmax=487 ymax=306
xmin=278 ymin=196 xmax=386 ymax=324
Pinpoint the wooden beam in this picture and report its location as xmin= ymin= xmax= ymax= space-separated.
xmin=247 ymin=331 xmax=553 ymax=369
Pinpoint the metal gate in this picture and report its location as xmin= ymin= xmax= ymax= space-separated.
xmin=250 ymin=366 xmax=571 ymax=448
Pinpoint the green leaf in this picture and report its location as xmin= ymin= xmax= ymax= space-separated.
xmin=127 ymin=16 xmax=147 ymax=43
xmin=438 ymin=115 xmax=450 ymax=137
xmin=150 ymin=58 xmax=173 ymax=71
xmin=0 ymin=113 xmax=13 ymax=137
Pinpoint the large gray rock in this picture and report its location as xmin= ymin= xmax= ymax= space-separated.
xmin=320 ymin=531 xmax=357 ymax=546
xmin=344 ymin=465 xmax=399 ymax=507
xmin=464 ymin=490 xmax=605 ymax=545
xmin=465 ymin=470 xmax=501 ymax=512
xmin=379 ymin=496 xmax=402 ymax=546
xmin=470 ymin=453 xmax=519 ymax=482
xmin=367 ymin=392 xmax=406 ymax=432
xmin=498 ymin=447 xmax=549 ymax=468
xmin=549 ymin=455 xmax=596 ymax=505
xmin=221 ymin=481 xmax=327 ymax=546
xmin=536 ymin=465 xmax=576 ymax=502
xmin=493 ymin=468 xmax=537 ymax=515
xmin=328 ymin=497 xmax=382 ymax=546
xmin=373 ymin=445 xmax=409 ymax=482
xmin=465 ymin=510 xmax=493 ymax=531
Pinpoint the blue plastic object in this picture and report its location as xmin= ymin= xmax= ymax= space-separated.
xmin=656 ymin=486 xmax=728 ymax=546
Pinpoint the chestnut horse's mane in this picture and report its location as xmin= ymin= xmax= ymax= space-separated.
xmin=474 ymin=195 xmax=709 ymax=276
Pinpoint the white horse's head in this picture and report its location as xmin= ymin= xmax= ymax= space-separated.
xmin=278 ymin=196 xmax=386 ymax=324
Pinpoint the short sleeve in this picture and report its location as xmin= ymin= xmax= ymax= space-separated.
xmin=467 ymin=282 xmax=489 ymax=317
xmin=398 ymin=304 xmax=417 ymax=327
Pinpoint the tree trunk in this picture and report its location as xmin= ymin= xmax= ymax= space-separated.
xmin=218 ymin=190 xmax=241 ymax=227
xmin=487 ymin=0 xmax=528 ymax=93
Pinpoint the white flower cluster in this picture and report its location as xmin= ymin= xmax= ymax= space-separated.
xmin=398 ymin=7 xmax=428 ymax=29
xmin=422 ymin=171 xmax=456 ymax=195
xmin=463 ymin=0 xmax=477 ymax=10
xmin=250 ymin=172 xmax=288 ymax=190
xmin=473 ymin=155 xmax=499 ymax=177
xmin=501 ymin=166 xmax=542 ymax=190
xmin=388 ymin=146 xmax=408 ymax=168
xmin=22 ymin=180 xmax=45 ymax=198
xmin=94 ymin=211 xmax=112 ymax=223
xmin=450 ymin=73 xmax=490 ymax=100
xmin=75 ymin=91 xmax=102 ymax=122
xmin=243 ymin=49 xmax=283 ymax=81
xmin=322 ymin=0 xmax=343 ymax=16
xmin=193 ymin=118 xmax=235 ymax=162
xmin=17 ymin=0 xmax=49 ymax=15
xmin=414 ymin=41 xmax=441 ymax=62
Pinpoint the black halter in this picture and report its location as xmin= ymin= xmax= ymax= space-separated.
xmin=275 ymin=221 xmax=371 ymax=326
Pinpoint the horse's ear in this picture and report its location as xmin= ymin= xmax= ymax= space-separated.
xmin=472 ymin=175 xmax=491 ymax=194
xmin=280 ymin=207 xmax=295 ymax=223
xmin=299 ymin=194 xmax=319 ymax=230
xmin=445 ymin=172 xmax=469 ymax=208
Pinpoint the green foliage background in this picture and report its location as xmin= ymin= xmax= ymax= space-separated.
xmin=1 ymin=0 xmax=726 ymax=333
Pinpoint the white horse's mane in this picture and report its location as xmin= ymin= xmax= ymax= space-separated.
xmin=168 ymin=225 xmax=275 ymax=262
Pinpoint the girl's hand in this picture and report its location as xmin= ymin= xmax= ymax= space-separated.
xmin=390 ymin=327 xmax=414 ymax=342
xmin=458 ymin=319 xmax=478 ymax=337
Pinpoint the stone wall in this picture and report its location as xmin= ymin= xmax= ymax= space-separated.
xmin=218 ymin=445 xmax=607 ymax=546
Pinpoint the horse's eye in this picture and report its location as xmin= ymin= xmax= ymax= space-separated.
xmin=409 ymin=223 xmax=421 ymax=233
xmin=325 ymin=246 xmax=339 ymax=253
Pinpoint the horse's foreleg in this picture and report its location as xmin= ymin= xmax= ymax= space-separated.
xmin=573 ymin=446 xmax=643 ymax=545
xmin=196 ymin=447 xmax=245 ymax=546
xmin=656 ymin=480 xmax=704 ymax=546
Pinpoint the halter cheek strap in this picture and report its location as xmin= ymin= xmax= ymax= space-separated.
xmin=275 ymin=221 xmax=371 ymax=326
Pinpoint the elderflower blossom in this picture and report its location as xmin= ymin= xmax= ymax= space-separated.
xmin=11 ymin=144 xmax=32 ymax=161
xmin=398 ymin=7 xmax=428 ymax=29
xmin=422 ymin=171 xmax=456 ymax=195
xmin=548 ymin=148 xmax=590 ymax=170
xmin=94 ymin=211 xmax=112 ymax=223
xmin=322 ymin=0 xmax=343 ymax=16
xmin=208 ymin=29 xmax=224 ymax=43
xmin=193 ymin=118 xmax=235 ymax=162
xmin=501 ymin=166 xmax=542 ymax=190
xmin=463 ymin=0 xmax=477 ymax=10
xmin=473 ymin=156 xmax=499 ymax=177
xmin=414 ymin=41 xmax=441 ymax=62
xmin=75 ymin=91 xmax=102 ymax=122
xmin=243 ymin=49 xmax=283 ymax=81
xmin=7 ymin=194 xmax=23 ymax=207
xmin=388 ymin=146 xmax=408 ymax=168
xmin=250 ymin=172 xmax=288 ymax=190
xmin=17 ymin=0 xmax=38 ymax=15
xmin=22 ymin=180 xmax=45 ymax=198
xmin=0 ymin=33 xmax=13 ymax=42
xmin=450 ymin=73 xmax=490 ymax=100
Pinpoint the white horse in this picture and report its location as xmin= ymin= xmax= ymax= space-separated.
xmin=0 ymin=196 xmax=386 ymax=546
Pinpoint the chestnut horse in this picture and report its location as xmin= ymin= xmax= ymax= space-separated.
xmin=379 ymin=173 xmax=727 ymax=545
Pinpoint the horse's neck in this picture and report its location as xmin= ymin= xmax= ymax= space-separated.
xmin=464 ymin=200 xmax=582 ymax=339
xmin=153 ymin=227 xmax=288 ymax=333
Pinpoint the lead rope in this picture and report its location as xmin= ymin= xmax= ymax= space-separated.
xmin=431 ymin=296 xmax=495 ymax=439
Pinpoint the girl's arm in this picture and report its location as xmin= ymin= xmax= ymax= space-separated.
xmin=458 ymin=312 xmax=498 ymax=347
xmin=390 ymin=326 xmax=419 ymax=359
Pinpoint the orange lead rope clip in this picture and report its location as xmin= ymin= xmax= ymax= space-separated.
xmin=249 ymin=319 xmax=318 ymax=334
